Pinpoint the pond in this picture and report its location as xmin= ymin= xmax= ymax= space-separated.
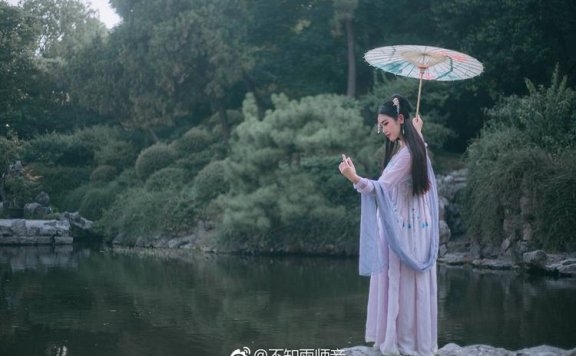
xmin=0 ymin=246 xmax=575 ymax=356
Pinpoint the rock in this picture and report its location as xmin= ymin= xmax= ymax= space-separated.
xmin=438 ymin=252 xmax=471 ymax=265
xmin=523 ymin=250 xmax=548 ymax=268
xmin=439 ymin=244 xmax=448 ymax=257
xmin=35 ymin=191 xmax=50 ymax=206
xmin=437 ymin=343 xmax=512 ymax=356
xmin=342 ymin=344 xmax=575 ymax=356
xmin=516 ymin=345 xmax=576 ymax=355
xmin=472 ymin=258 xmax=517 ymax=270
xmin=440 ymin=220 xmax=451 ymax=244
xmin=54 ymin=235 xmax=74 ymax=244
xmin=500 ymin=237 xmax=513 ymax=254
xmin=0 ymin=219 xmax=72 ymax=245
xmin=481 ymin=244 xmax=500 ymax=259
xmin=23 ymin=203 xmax=42 ymax=218
xmin=553 ymin=258 xmax=576 ymax=276
xmin=341 ymin=345 xmax=382 ymax=356
xmin=438 ymin=196 xmax=449 ymax=221
xmin=10 ymin=219 xmax=27 ymax=236
xmin=59 ymin=212 xmax=95 ymax=240
xmin=60 ymin=212 xmax=93 ymax=231
xmin=522 ymin=223 xmax=533 ymax=241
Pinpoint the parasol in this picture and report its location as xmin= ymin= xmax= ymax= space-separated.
xmin=364 ymin=45 xmax=484 ymax=119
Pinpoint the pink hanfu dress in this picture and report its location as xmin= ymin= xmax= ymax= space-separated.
xmin=353 ymin=145 xmax=438 ymax=356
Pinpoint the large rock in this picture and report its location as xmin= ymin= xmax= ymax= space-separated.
xmin=523 ymin=250 xmax=548 ymax=268
xmin=546 ymin=258 xmax=576 ymax=276
xmin=439 ymin=220 xmax=451 ymax=244
xmin=59 ymin=212 xmax=95 ymax=240
xmin=0 ymin=219 xmax=72 ymax=245
xmin=23 ymin=203 xmax=53 ymax=219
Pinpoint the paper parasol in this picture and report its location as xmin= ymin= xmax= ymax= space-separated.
xmin=364 ymin=45 xmax=484 ymax=119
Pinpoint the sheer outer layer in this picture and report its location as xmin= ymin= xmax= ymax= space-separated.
xmin=357 ymin=156 xmax=439 ymax=276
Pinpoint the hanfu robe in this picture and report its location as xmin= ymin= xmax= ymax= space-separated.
xmin=353 ymin=145 xmax=439 ymax=356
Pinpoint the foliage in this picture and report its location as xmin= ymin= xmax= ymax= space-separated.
xmin=20 ymin=0 xmax=106 ymax=58
xmin=145 ymin=167 xmax=189 ymax=192
xmin=218 ymin=93 xmax=365 ymax=250
xmin=78 ymin=184 xmax=121 ymax=221
xmin=171 ymin=127 xmax=213 ymax=155
xmin=0 ymin=2 xmax=40 ymax=133
xmin=23 ymin=132 xmax=95 ymax=167
xmin=134 ymin=143 xmax=177 ymax=179
xmin=90 ymin=165 xmax=118 ymax=183
xmin=537 ymin=150 xmax=576 ymax=250
xmin=0 ymin=129 xmax=23 ymax=172
xmin=464 ymin=69 xmax=576 ymax=251
xmin=99 ymin=186 xmax=197 ymax=245
xmin=2 ymin=173 xmax=42 ymax=209
xmin=485 ymin=68 xmax=576 ymax=154
xmin=27 ymin=164 xmax=91 ymax=208
xmin=359 ymin=72 xmax=455 ymax=150
xmin=94 ymin=140 xmax=139 ymax=170
xmin=192 ymin=160 xmax=230 ymax=207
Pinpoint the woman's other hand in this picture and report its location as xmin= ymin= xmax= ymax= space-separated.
xmin=339 ymin=154 xmax=360 ymax=184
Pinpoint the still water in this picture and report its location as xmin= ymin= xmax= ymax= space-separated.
xmin=0 ymin=246 xmax=575 ymax=356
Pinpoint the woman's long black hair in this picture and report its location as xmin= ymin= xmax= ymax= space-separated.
xmin=379 ymin=94 xmax=430 ymax=196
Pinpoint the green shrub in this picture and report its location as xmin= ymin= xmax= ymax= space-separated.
xmin=99 ymin=187 xmax=196 ymax=244
xmin=95 ymin=140 xmax=138 ymax=169
xmin=74 ymin=125 xmax=125 ymax=148
xmin=171 ymin=127 xmax=213 ymax=154
xmin=145 ymin=167 xmax=189 ymax=191
xmin=537 ymin=150 xmax=576 ymax=250
xmin=135 ymin=143 xmax=177 ymax=179
xmin=192 ymin=160 xmax=229 ymax=205
xmin=90 ymin=165 xmax=118 ymax=182
xmin=23 ymin=132 xmax=95 ymax=167
xmin=464 ymin=69 xmax=576 ymax=251
xmin=79 ymin=185 xmax=121 ymax=220
xmin=217 ymin=93 xmax=366 ymax=250
xmin=60 ymin=184 xmax=90 ymax=212
xmin=0 ymin=132 xmax=22 ymax=172
xmin=29 ymin=164 xmax=91 ymax=208
xmin=172 ymin=150 xmax=213 ymax=176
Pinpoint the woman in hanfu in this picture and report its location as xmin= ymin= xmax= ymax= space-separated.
xmin=338 ymin=94 xmax=439 ymax=356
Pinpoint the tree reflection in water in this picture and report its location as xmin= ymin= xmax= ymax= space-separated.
xmin=0 ymin=247 xmax=575 ymax=356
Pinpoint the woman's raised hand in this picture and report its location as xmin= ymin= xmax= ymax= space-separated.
xmin=412 ymin=114 xmax=423 ymax=135
xmin=339 ymin=154 xmax=359 ymax=183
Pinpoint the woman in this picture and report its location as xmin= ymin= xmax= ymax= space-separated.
xmin=338 ymin=94 xmax=439 ymax=356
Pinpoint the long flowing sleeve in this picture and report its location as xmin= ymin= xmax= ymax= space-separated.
xmin=357 ymin=148 xmax=439 ymax=276
xmin=353 ymin=147 xmax=411 ymax=194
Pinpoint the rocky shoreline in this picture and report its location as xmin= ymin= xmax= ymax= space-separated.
xmin=0 ymin=212 xmax=94 ymax=245
xmin=342 ymin=343 xmax=576 ymax=356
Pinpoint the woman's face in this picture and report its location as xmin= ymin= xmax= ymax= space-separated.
xmin=377 ymin=113 xmax=404 ymax=141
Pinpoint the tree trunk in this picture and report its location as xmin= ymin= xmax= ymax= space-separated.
xmin=212 ymin=98 xmax=230 ymax=141
xmin=243 ymin=75 xmax=266 ymax=120
xmin=345 ymin=18 xmax=356 ymax=98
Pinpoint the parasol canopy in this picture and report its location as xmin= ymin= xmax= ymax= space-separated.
xmin=364 ymin=45 xmax=484 ymax=118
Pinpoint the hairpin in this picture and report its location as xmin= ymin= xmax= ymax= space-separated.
xmin=392 ymin=97 xmax=400 ymax=115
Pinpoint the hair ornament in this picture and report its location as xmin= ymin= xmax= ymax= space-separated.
xmin=392 ymin=97 xmax=400 ymax=115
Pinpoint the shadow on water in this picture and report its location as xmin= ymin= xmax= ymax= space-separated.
xmin=0 ymin=246 xmax=575 ymax=356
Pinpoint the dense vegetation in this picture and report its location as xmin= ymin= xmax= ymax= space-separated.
xmin=464 ymin=69 xmax=576 ymax=251
xmin=1 ymin=0 xmax=575 ymax=252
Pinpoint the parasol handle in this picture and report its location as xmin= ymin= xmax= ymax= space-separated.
xmin=415 ymin=67 xmax=425 ymax=120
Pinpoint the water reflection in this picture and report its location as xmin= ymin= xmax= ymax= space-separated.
xmin=0 ymin=246 xmax=575 ymax=356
